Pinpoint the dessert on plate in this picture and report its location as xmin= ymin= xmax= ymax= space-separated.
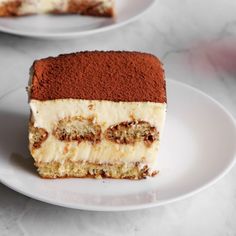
xmin=28 ymin=51 xmax=167 ymax=179
xmin=0 ymin=0 xmax=114 ymax=17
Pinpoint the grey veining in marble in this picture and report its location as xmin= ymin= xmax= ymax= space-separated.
xmin=0 ymin=0 xmax=236 ymax=235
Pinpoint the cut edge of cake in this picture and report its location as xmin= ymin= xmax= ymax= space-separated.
xmin=28 ymin=51 xmax=167 ymax=180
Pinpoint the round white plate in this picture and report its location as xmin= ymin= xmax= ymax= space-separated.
xmin=0 ymin=0 xmax=155 ymax=39
xmin=0 ymin=80 xmax=235 ymax=211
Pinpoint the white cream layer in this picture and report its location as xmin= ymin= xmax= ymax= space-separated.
xmin=0 ymin=0 xmax=67 ymax=13
xmin=19 ymin=0 xmax=67 ymax=14
xmin=30 ymin=99 xmax=166 ymax=167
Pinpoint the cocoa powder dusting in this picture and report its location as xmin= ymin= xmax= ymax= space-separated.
xmin=30 ymin=51 xmax=166 ymax=103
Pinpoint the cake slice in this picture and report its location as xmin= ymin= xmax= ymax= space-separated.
xmin=0 ymin=0 xmax=114 ymax=17
xmin=28 ymin=51 xmax=167 ymax=179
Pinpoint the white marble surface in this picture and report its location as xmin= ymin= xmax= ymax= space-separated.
xmin=0 ymin=0 xmax=236 ymax=235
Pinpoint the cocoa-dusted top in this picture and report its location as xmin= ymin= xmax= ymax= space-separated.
xmin=30 ymin=51 xmax=166 ymax=103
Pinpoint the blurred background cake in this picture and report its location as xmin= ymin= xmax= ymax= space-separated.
xmin=0 ymin=0 xmax=115 ymax=17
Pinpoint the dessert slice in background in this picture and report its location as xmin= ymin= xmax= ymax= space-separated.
xmin=28 ymin=51 xmax=167 ymax=179
xmin=0 ymin=0 xmax=114 ymax=17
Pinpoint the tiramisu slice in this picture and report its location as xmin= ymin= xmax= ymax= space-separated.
xmin=0 ymin=0 xmax=114 ymax=17
xmin=28 ymin=51 xmax=167 ymax=179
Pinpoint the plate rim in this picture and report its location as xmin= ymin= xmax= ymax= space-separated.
xmin=0 ymin=0 xmax=156 ymax=39
xmin=0 ymin=79 xmax=235 ymax=211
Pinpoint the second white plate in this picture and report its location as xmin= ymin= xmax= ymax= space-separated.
xmin=0 ymin=80 xmax=235 ymax=211
xmin=0 ymin=0 xmax=155 ymax=39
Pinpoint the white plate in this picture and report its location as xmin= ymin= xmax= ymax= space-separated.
xmin=0 ymin=80 xmax=235 ymax=211
xmin=0 ymin=0 xmax=155 ymax=39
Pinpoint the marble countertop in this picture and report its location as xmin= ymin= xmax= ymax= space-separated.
xmin=0 ymin=0 xmax=236 ymax=235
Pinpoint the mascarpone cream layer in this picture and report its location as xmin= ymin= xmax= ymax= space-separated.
xmin=30 ymin=99 xmax=166 ymax=165
xmin=0 ymin=0 xmax=67 ymax=13
xmin=19 ymin=0 xmax=67 ymax=14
